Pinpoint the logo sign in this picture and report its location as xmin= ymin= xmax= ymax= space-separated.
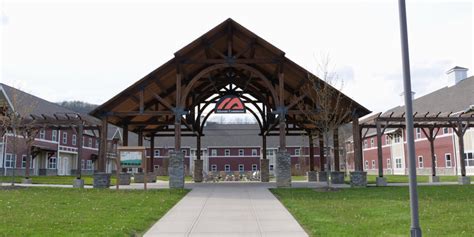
xmin=215 ymin=95 xmax=246 ymax=113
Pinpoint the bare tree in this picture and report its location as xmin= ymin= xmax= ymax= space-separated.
xmin=298 ymin=54 xmax=353 ymax=186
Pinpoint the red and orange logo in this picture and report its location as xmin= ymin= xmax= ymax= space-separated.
xmin=215 ymin=95 xmax=246 ymax=113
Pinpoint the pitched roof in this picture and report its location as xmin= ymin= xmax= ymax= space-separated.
xmin=383 ymin=76 xmax=474 ymax=116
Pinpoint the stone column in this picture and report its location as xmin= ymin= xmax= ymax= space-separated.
xmin=260 ymin=158 xmax=270 ymax=182
xmin=169 ymin=151 xmax=184 ymax=188
xmin=276 ymin=150 xmax=291 ymax=187
xmin=194 ymin=159 xmax=203 ymax=183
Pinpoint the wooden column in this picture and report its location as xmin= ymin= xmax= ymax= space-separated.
xmin=421 ymin=127 xmax=439 ymax=177
xmin=262 ymin=135 xmax=267 ymax=159
xmin=319 ymin=133 xmax=325 ymax=171
xmin=138 ymin=131 xmax=143 ymax=146
xmin=333 ymin=128 xmax=340 ymax=171
xmin=196 ymin=135 xmax=201 ymax=160
xmin=175 ymin=73 xmax=182 ymax=151
xmin=98 ymin=117 xmax=108 ymax=172
xmin=454 ymin=121 xmax=468 ymax=176
xmin=278 ymin=72 xmax=286 ymax=150
xmin=376 ymin=122 xmax=383 ymax=177
xmin=352 ymin=115 xmax=363 ymax=171
xmin=76 ymin=123 xmax=84 ymax=179
xmin=309 ymin=133 xmax=314 ymax=171
xmin=149 ymin=134 xmax=155 ymax=172
xmin=122 ymin=123 xmax=128 ymax=146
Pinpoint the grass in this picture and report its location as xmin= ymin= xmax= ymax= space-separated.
xmin=0 ymin=175 xmax=117 ymax=186
xmin=0 ymin=187 xmax=188 ymax=236
xmin=272 ymin=185 xmax=474 ymax=237
xmin=350 ymin=175 xmax=465 ymax=184
xmin=157 ymin=176 xmax=193 ymax=182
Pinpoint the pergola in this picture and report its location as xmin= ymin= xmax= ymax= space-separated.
xmin=91 ymin=18 xmax=370 ymax=188
xmin=359 ymin=110 xmax=474 ymax=184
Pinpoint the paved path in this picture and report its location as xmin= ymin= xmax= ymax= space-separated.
xmin=144 ymin=183 xmax=309 ymax=237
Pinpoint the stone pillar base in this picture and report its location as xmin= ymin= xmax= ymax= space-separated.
xmin=118 ymin=173 xmax=131 ymax=185
xmin=194 ymin=159 xmax=203 ymax=183
xmin=318 ymin=171 xmax=328 ymax=182
xmin=169 ymin=151 xmax=185 ymax=188
xmin=73 ymin=178 xmax=85 ymax=188
xmin=429 ymin=175 xmax=440 ymax=183
xmin=330 ymin=172 xmax=345 ymax=184
xmin=93 ymin=172 xmax=111 ymax=188
xmin=260 ymin=159 xmax=270 ymax=182
xmin=276 ymin=151 xmax=291 ymax=187
xmin=350 ymin=171 xmax=367 ymax=187
xmin=307 ymin=171 xmax=318 ymax=182
xmin=376 ymin=177 xmax=387 ymax=186
xmin=22 ymin=178 xmax=32 ymax=184
xmin=458 ymin=176 xmax=471 ymax=185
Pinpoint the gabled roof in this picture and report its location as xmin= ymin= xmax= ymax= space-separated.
xmin=91 ymin=18 xmax=370 ymax=134
xmin=383 ymin=76 xmax=474 ymax=116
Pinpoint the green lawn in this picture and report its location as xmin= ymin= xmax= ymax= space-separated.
xmin=0 ymin=187 xmax=188 ymax=236
xmin=272 ymin=186 xmax=474 ymax=237
xmin=0 ymin=175 xmax=117 ymax=186
xmin=157 ymin=176 xmax=193 ymax=182
xmin=355 ymin=175 xmax=464 ymax=184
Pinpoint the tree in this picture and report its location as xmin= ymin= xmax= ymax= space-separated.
xmin=297 ymin=54 xmax=353 ymax=186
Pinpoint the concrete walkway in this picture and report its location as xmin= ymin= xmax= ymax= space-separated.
xmin=144 ymin=183 xmax=309 ymax=237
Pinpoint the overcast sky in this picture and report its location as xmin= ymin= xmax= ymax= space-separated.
xmin=1 ymin=0 xmax=473 ymax=115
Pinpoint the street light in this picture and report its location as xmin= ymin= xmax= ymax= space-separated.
xmin=398 ymin=0 xmax=422 ymax=236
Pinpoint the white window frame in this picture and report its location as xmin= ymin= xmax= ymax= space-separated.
xmin=445 ymin=153 xmax=452 ymax=168
xmin=86 ymin=160 xmax=92 ymax=170
xmin=224 ymin=164 xmax=231 ymax=172
xmin=394 ymin=134 xmax=401 ymax=143
xmin=181 ymin=149 xmax=186 ymax=156
xmin=370 ymin=138 xmax=374 ymax=147
xmin=21 ymin=155 xmax=27 ymax=168
xmin=252 ymin=164 xmax=258 ymax=171
xmin=385 ymin=135 xmax=390 ymax=145
xmin=52 ymin=130 xmax=58 ymax=142
xmin=95 ymin=140 xmax=99 ymax=148
xmin=48 ymin=157 xmax=57 ymax=169
xmin=39 ymin=129 xmax=46 ymax=140
xmin=416 ymin=128 xmax=421 ymax=139
xmin=154 ymin=149 xmax=160 ymax=157
xmin=364 ymin=160 xmax=369 ymax=170
xmin=295 ymin=148 xmax=301 ymax=156
xmin=224 ymin=149 xmax=230 ymax=156
xmin=269 ymin=164 xmax=274 ymax=171
xmin=387 ymin=158 xmax=391 ymax=168
xmin=443 ymin=127 xmax=449 ymax=134
xmin=418 ymin=156 xmax=424 ymax=168
xmin=364 ymin=140 xmax=368 ymax=148
xmin=88 ymin=138 xmax=93 ymax=148
xmin=434 ymin=154 xmax=438 ymax=168
xmin=211 ymin=149 xmax=217 ymax=156
xmin=238 ymin=164 xmax=244 ymax=172
xmin=62 ymin=132 xmax=67 ymax=144
xmin=371 ymin=160 xmax=376 ymax=169
xmin=5 ymin=154 xmax=15 ymax=168
xmin=252 ymin=149 xmax=257 ymax=156
xmin=239 ymin=149 xmax=244 ymax=156
xmin=466 ymin=152 xmax=474 ymax=167
xmin=395 ymin=158 xmax=402 ymax=169
xmin=72 ymin=134 xmax=77 ymax=146
xmin=211 ymin=164 xmax=217 ymax=172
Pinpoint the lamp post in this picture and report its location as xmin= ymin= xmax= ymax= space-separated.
xmin=398 ymin=0 xmax=422 ymax=236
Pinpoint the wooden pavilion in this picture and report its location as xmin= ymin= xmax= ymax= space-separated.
xmin=91 ymin=18 xmax=371 ymax=188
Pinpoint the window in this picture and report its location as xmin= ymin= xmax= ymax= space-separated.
xmin=252 ymin=164 xmax=258 ymax=171
xmin=364 ymin=160 xmax=369 ymax=170
xmin=224 ymin=164 xmax=230 ymax=172
xmin=154 ymin=165 xmax=160 ymax=170
xmin=295 ymin=164 xmax=300 ymax=170
xmin=72 ymin=135 xmax=77 ymax=145
xmin=295 ymin=148 xmax=301 ymax=156
xmin=88 ymin=138 xmax=93 ymax=148
xmin=269 ymin=165 xmax=274 ymax=171
xmin=394 ymin=134 xmax=401 ymax=143
xmin=225 ymin=149 xmax=230 ymax=156
xmin=168 ymin=149 xmax=174 ymax=155
xmin=39 ymin=129 xmax=45 ymax=139
xmin=5 ymin=154 xmax=15 ymax=168
xmin=239 ymin=149 xmax=244 ymax=156
xmin=86 ymin=160 xmax=92 ymax=170
xmin=266 ymin=149 xmax=273 ymax=156
xmin=418 ymin=156 xmax=424 ymax=168
xmin=371 ymin=160 xmax=376 ymax=169
xmin=211 ymin=164 xmax=217 ymax=172
xmin=154 ymin=149 xmax=160 ymax=157
xmin=466 ymin=152 xmax=474 ymax=167
xmin=252 ymin=149 xmax=258 ymax=156
xmin=434 ymin=154 xmax=438 ymax=167
xmin=443 ymin=127 xmax=449 ymax=134
xmin=416 ymin=128 xmax=421 ymax=139
xmin=387 ymin=158 xmax=391 ymax=168
xmin=445 ymin=154 xmax=452 ymax=168
xmin=96 ymin=140 xmax=99 ymax=148
xmin=181 ymin=149 xmax=186 ymax=156
xmin=21 ymin=155 xmax=27 ymax=168
xmin=238 ymin=164 xmax=244 ymax=172
xmin=52 ymin=130 xmax=58 ymax=142
xmin=385 ymin=135 xmax=390 ymax=145
xmin=370 ymin=138 xmax=374 ymax=147
xmin=81 ymin=160 xmax=86 ymax=170
xmin=48 ymin=157 xmax=57 ymax=169
xmin=211 ymin=149 xmax=217 ymax=156
xmin=364 ymin=140 xmax=368 ymax=148
xmin=395 ymin=158 xmax=402 ymax=168
xmin=62 ymin=132 xmax=67 ymax=144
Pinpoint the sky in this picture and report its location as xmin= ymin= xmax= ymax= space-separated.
xmin=1 ymin=0 xmax=473 ymax=118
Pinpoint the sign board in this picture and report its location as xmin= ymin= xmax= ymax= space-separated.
xmin=215 ymin=95 xmax=246 ymax=113
xmin=117 ymin=146 xmax=146 ymax=168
